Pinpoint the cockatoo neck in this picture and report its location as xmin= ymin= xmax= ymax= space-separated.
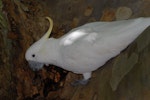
xmin=51 ymin=39 xmax=61 ymax=65
xmin=43 ymin=38 xmax=62 ymax=67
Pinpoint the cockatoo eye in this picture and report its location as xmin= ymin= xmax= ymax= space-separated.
xmin=32 ymin=54 xmax=35 ymax=57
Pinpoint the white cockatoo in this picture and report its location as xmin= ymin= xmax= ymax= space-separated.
xmin=25 ymin=17 xmax=150 ymax=85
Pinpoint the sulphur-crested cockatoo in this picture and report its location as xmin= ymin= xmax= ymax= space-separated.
xmin=25 ymin=17 xmax=150 ymax=85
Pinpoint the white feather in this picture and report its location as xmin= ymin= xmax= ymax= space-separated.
xmin=58 ymin=18 xmax=150 ymax=73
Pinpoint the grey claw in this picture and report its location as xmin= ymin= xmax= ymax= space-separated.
xmin=71 ymin=79 xmax=89 ymax=86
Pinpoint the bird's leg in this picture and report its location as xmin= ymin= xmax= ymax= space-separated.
xmin=71 ymin=72 xmax=91 ymax=86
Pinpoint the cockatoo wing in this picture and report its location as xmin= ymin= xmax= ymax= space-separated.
xmin=59 ymin=18 xmax=150 ymax=74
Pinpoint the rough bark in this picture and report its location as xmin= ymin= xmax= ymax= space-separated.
xmin=0 ymin=0 xmax=150 ymax=100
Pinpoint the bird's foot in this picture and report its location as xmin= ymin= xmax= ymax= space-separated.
xmin=71 ymin=79 xmax=89 ymax=86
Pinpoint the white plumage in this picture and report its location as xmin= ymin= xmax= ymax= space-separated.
xmin=25 ymin=17 xmax=150 ymax=85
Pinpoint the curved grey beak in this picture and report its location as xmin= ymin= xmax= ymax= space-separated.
xmin=28 ymin=61 xmax=44 ymax=71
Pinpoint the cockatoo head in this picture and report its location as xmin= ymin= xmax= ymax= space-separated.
xmin=25 ymin=17 xmax=53 ymax=71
